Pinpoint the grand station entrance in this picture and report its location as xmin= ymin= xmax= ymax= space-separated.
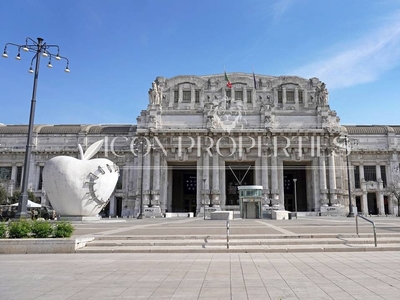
xmin=225 ymin=163 xmax=254 ymax=207
xmin=171 ymin=166 xmax=197 ymax=214
xmin=283 ymin=163 xmax=308 ymax=212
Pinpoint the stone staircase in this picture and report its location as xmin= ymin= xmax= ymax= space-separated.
xmin=77 ymin=233 xmax=400 ymax=253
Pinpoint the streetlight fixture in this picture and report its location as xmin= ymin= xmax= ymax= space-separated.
xmin=202 ymin=179 xmax=206 ymax=220
xmin=293 ymin=178 xmax=298 ymax=219
xmin=137 ymin=138 xmax=145 ymax=219
xmin=2 ymin=37 xmax=70 ymax=219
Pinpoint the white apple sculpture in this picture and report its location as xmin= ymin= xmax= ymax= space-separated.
xmin=43 ymin=140 xmax=119 ymax=217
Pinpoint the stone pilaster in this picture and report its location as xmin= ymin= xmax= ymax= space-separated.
xmin=261 ymin=152 xmax=269 ymax=194
xmin=361 ymin=180 xmax=368 ymax=214
xmin=211 ymin=151 xmax=220 ymax=206
xmin=203 ymin=150 xmax=210 ymax=205
xmin=271 ymin=155 xmax=279 ymax=203
xmin=142 ymin=150 xmax=151 ymax=206
xmin=328 ymin=152 xmax=337 ymax=204
xmin=151 ymin=151 xmax=161 ymax=206
xmin=319 ymin=154 xmax=327 ymax=204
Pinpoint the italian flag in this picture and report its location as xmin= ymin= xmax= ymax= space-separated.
xmin=224 ymin=71 xmax=232 ymax=88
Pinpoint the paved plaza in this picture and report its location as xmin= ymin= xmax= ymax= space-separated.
xmin=1 ymin=251 xmax=400 ymax=300
xmin=1 ymin=217 xmax=400 ymax=299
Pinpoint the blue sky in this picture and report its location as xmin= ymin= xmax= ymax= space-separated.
xmin=1 ymin=0 xmax=400 ymax=126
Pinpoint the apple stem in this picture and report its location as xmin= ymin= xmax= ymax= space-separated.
xmin=78 ymin=144 xmax=85 ymax=160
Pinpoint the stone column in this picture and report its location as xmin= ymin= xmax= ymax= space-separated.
xmin=196 ymin=157 xmax=202 ymax=215
xmin=376 ymin=164 xmax=382 ymax=182
xmin=359 ymin=164 xmax=365 ymax=182
xmin=169 ymin=89 xmax=174 ymax=107
xmin=282 ymin=87 xmax=287 ymax=104
xmin=376 ymin=165 xmax=385 ymax=215
xmin=261 ymin=152 xmax=269 ymax=207
xmin=328 ymin=152 xmax=337 ymax=204
xmin=10 ymin=164 xmax=17 ymax=193
xmin=151 ymin=151 xmax=161 ymax=206
xmin=160 ymin=155 xmax=168 ymax=214
xmin=212 ymin=151 xmax=220 ymax=206
xmin=294 ymin=88 xmax=299 ymax=104
xmin=261 ymin=152 xmax=269 ymax=191
xmin=377 ymin=190 xmax=385 ymax=215
xmin=191 ymin=85 xmax=195 ymax=103
xmin=303 ymin=90 xmax=308 ymax=108
xmin=319 ymin=154 xmax=327 ymax=204
xmin=178 ymin=86 xmax=183 ymax=103
xmin=273 ymin=88 xmax=278 ymax=106
xmin=142 ymin=149 xmax=151 ymax=206
xmin=361 ymin=180 xmax=368 ymax=214
xmin=203 ymin=150 xmax=210 ymax=205
xmin=271 ymin=155 xmax=279 ymax=204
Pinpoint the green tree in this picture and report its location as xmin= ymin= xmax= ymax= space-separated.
xmin=9 ymin=189 xmax=37 ymax=204
xmin=0 ymin=184 xmax=7 ymax=205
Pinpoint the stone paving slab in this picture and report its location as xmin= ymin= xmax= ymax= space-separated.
xmin=1 ymin=252 xmax=400 ymax=299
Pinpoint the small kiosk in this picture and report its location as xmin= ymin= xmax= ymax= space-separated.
xmin=238 ymin=185 xmax=263 ymax=219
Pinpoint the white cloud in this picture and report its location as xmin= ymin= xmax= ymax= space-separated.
xmin=292 ymin=11 xmax=400 ymax=89
xmin=271 ymin=0 xmax=295 ymax=23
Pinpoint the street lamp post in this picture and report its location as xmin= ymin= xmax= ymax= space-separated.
xmin=293 ymin=178 xmax=298 ymax=219
xmin=344 ymin=136 xmax=355 ymax=217
xmin=2 ymin=37 xmax=69 ymax=219
xmin=137 ymin=139 xmax=145 ymax=219
xmin=202 ymin=179 xmax=206 ymax=220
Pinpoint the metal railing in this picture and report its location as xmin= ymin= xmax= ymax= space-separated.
xmin=226 ymin=220 xmax=230 ymax=249
xmin=356 ymin=214 xmax=377 ymax=247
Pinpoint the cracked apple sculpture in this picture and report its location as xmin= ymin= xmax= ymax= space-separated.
xmin=43 ymin=140 xmax=119 ymax=217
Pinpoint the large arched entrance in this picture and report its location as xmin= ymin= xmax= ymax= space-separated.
xmin=283 ymin=163 xmax=308 ymax=211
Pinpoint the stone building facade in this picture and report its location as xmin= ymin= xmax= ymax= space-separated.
xmin=0 ymin=73 xmax=399 ymax=217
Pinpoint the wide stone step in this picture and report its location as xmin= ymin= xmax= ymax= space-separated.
xmin=78 ymin=243 xmax=400 ymax=253
xmin=78 ymin=234 xmax=400 ymax=253
xmin=92 ymin=233 xmax=400 ymax=240
xmin=85 ymin=237 xmax=400 ymax=247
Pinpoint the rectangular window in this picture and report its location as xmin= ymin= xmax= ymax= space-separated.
xmin=38 ymin=166 xmax=44 ymax=190
xmin=354 ymin=166 xmax=360 ymax=189
xmin=226 ymin=90 xmax=231 ymax=99
xmin=380 ymin=165 xmax=387 ymax=187
xmin=195 ymin=90 xmax=200 ymax=103
xmin=235 ymin=91 xmax=243 ymax=101
xmin=16 ymin=166 xmax=22 ymax=188
xmin=286 ymin=91 xmax=295 ymax=103
xmin=174 ymin=90 xmax=179 ymax=102
xmin=278 ymin=91 xmax=282 ymax=103
xmin=0 ymin=167 xmax=11 ymax=181
xmin=298 ymin=90 xmax=303 ymax=103
xmin=247 ymin=90 xmax=252 ymax=103
xmin=364 ymin=166 xmax=377 ymax=182
xmin=182 ymin=90 xmax=191 ymax=102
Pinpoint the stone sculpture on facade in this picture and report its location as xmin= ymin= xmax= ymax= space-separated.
xmin=43 ymin=140 xmax=119 ymax=218
xmin=149 ymin=81 xmax=162 ymax=106
xmin=317 ymin=82 xmax=329 ymax=105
